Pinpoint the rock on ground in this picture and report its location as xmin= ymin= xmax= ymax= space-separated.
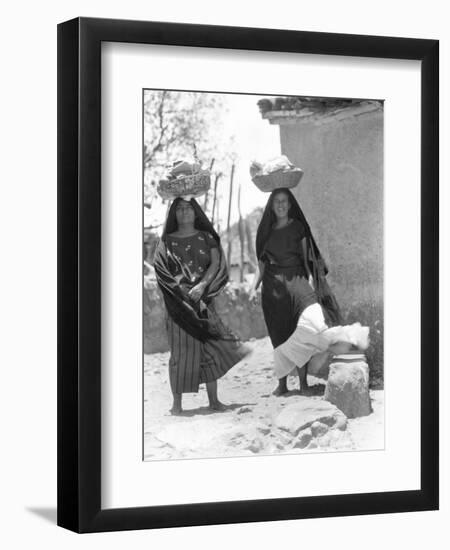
xmin=275 ymin=397 xmax=347 ymax=435
xmin=324 ymin=360 xmax=372 ymax=418
xmin=274 ymin=398 xmax=352 ymax=451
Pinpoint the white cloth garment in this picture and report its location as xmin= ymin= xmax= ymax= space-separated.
xmin=273 ymin=303 xmax=369 ymax=379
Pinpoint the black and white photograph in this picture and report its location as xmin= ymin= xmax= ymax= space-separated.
xmin=143 ymin=90 xmax=384 ymax=461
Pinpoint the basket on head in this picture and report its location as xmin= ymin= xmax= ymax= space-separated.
xmin=157 ymin=171 xmax=211 ymax=200
xmin=252 ymin=168 xmax=304 ymax=193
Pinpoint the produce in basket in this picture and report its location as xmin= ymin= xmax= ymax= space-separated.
xmin=157 ymin=159 xmax=211 ymax=200
xmin=250 ymin=155 xmax=304 ymax=192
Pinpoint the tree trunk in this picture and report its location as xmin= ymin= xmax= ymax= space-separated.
xmin=203 ymin=158 xmax=215 ymax=212
xmin=226 ymin=164 xmax=235 ymax=269
xmin=211 ymin=172 xmax=221 ymax=225
xmin=237 ymin=183 xmax=245 ymax=282
xmin=245 ymin=218 xmax=257 ymax=273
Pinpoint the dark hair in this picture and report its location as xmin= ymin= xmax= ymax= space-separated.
xmin=175 ymin=199 xmax=194 ymax=208
xmin=272 ymin=188 xmax=291 ymax=199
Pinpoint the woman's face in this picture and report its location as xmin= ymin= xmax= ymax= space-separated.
xmin=175 ymin=200 xmax=195 ymax=226
xmin=272 ymin=192 xmax=290 ymax=220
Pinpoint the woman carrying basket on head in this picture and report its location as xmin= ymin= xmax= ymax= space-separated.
xmin=154 ymin=196 xmax=250 ymax=414
xmin=249 ymin=185 xmax=369 ymax=396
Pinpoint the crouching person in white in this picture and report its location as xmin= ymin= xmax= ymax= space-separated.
xmin=273 ymin=302 xmax=369 ymax=381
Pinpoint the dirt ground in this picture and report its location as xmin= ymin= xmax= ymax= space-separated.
xmin=144 ymin=337 xmax=384 ymax=461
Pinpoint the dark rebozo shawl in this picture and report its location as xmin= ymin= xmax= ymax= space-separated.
xmin=256 ymin=188 xmax=342 ymax=326
xmin=153 ymin=197 xmax=230 ymax=342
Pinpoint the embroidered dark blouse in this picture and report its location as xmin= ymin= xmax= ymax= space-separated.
xmin=166 ymin=231 xmax=218 ymax=292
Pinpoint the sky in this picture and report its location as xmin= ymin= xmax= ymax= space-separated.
xmin=144 ymin=93 xmax=281 ymax=232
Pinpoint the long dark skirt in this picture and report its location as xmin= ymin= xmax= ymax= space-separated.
xmin=166 ymin=305 xmax=249 ymax=394
xmin=261 ymin=264 xmax=317 ymax=349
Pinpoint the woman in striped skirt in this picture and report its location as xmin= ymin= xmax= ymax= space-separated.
xmin=154 ymin=197 xmax=250 ymax=414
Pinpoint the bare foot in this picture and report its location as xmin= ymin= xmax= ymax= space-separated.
xmin=170 ymin=404 xmax=183 ymax=415
xmin=272 ymin=385 xmax=289 ymax=396
xmin=209 ymin=401 xmax=227 ymax=412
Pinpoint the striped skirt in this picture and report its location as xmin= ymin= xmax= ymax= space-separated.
xmin=166 ymin=310 xmax=250 ymax=394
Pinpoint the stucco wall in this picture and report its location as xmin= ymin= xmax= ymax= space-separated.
xmin=278 ymin=108 xmax=383 ymax=308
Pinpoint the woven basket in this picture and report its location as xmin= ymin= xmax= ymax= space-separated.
xmin=157 ymin=172 xmax=211 ymax=200
xmin=252 ymin=168 xmax=303 ymax=192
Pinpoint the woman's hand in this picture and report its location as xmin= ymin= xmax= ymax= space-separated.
xmin=248 ymin=261 xmax=264 ymax=305
xmin=249 ymin=287 xmax=260 ymax=304
xmin=188 ymin=281 xmax=207 ymax=302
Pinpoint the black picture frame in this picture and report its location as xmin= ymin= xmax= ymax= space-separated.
xmin=57 ymin=16 xmax=439 ymax=533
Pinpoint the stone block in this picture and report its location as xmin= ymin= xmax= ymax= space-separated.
xmin=325 ymin=357 xmax=372 ymax=418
